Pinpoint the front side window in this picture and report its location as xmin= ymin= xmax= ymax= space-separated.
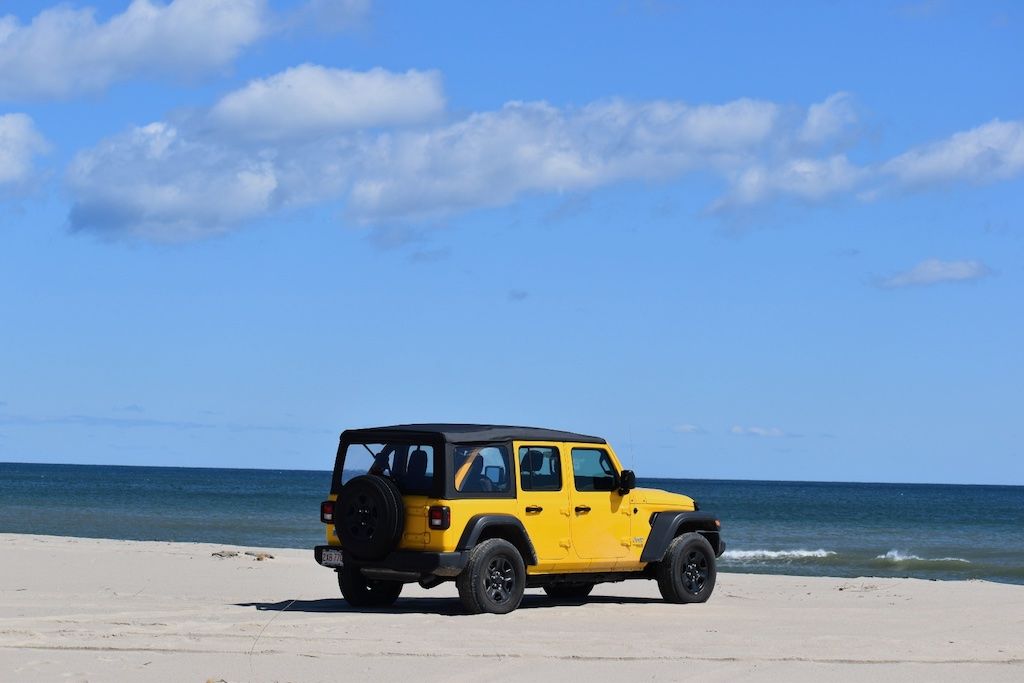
xmin=453 ymin=445 xmax=511 ymax=494
xmin=340 ymin=442 xmax=435 ymax=495
xmin=571 ymin=448 xmax=617 ymax=492
xmin=519 ymin=446 xmax=562 ymax=491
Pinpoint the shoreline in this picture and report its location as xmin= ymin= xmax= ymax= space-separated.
xmin=2 ymin=533 xmax=1023 ymax=681
xmin=1 ymin=530 xmax=1018 ymax=587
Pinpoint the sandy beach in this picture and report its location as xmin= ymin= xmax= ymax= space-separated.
xmin=1 ymin=533 xmax=1022 ymax=682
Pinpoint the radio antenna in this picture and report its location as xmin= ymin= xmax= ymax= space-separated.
xmin=628 ymin=424 xmax=635 ymax=469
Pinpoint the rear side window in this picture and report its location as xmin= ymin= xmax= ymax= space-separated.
xmin=519 ymin=446 xmax=562 ymax=491
xmin=571 ymin=448 xmax=617 ymax=492
xmin=453 ymin=445 xmax=511 ymax=493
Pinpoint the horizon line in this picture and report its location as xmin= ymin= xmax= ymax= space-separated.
xmin=1 ymin=459 xmax=1020 ymax=489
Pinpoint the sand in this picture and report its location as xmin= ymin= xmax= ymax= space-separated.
xmin=1 ymin=533 xmax=1022 ymax=682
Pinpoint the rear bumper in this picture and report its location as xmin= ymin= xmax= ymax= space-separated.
xmin=314 ymin=546 xmax=469 ymax=578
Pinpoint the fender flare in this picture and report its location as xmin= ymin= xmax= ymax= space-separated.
xmin=456 ymin=514 xmax=539 ymax=565
xmin=640 ymin=511 xmax=722 ymax=563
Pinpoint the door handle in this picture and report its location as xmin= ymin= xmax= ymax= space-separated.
xmin=525 ymin=505 xmax=543 ymax=513
xmin=574 ymin=505 xmax=591 ymax=514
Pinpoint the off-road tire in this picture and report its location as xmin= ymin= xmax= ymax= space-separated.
xmin=334 ymin=475 xmax=404 ymax=561
xmin=456 ymin=538 xmax=526 ymax=614
xmin=542 ymin=583 xmax=595 ymax=601
xmin=656 ymin=532 xmax=717 ymax=603
xmin=337 ymin=566 xmax=403 ymax=607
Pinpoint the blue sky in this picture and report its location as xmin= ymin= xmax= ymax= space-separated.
xmin=1 ymin=0 xmax=1021 ymax=484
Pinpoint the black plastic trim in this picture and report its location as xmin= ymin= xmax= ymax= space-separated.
xmin=640 ymin=511 xmax=723 ymax=563
xmin=525 ymin=570 xmax=651 ymax=588
xmin=314 ymin=546 xmax=469 ymax=577
xmin=455 ymin=514 xmax=539 ymax=565
xmin=343 ymin=424 xmax=606 ymax=445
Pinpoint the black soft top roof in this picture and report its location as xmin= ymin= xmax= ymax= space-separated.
xmin=341 ymin=423 xmax=606 ymax=445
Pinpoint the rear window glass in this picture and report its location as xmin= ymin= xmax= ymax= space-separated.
xmin=453 ymin=445 xmax=511 ymax=494
xmin=340 ymin=442 xmax=435 ymax=495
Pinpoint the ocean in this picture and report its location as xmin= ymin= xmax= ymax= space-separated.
xmin=2 ymin=462 xmax=1022 ymax=585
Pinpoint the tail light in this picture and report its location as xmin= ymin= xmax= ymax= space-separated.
xmin=320 ymin=500 xmax=334 ymax=523
xmin=428 ymin=505 xmax=450 ymax=530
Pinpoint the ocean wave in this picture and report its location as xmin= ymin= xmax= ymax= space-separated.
xmin=722 ymin=548 xmax=837 ymax=561
xmin=874 ymin=550 xmax=970 ymax=564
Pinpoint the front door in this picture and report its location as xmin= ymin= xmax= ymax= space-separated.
xmin=515 ymin=444 xmax=569 ymax=562
xmin=569 ymin=447 xmax=630 ymax=559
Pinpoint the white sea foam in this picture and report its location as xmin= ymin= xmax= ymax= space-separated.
xmin=722 ymin=548 xmax=837 ymax=561
xmin=874 ymin=550 xmax=970 ymax=564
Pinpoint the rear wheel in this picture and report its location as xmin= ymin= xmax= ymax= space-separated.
xmin=337 ymin=566 xmax=403 ymax=608
xmin=656 ymin=532 xmax=717 ymax=604
xmin=456 ymin=539 xmax=526 ymax=614
xmin=542 ymin=583 xmax=595 ymax=601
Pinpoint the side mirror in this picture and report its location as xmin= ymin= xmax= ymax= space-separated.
xmin=618 ymin=469 xmax=636 ymax=494
xmin=484 ymin=465 xmax=503 ymax=485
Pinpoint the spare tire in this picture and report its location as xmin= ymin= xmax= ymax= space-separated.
xmin=335 ymin=475 xmax=404 ymax=560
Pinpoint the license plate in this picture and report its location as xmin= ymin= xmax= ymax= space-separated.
xmin=321 ymin=548 xmax=344 ymax=567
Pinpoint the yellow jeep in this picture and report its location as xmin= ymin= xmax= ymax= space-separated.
xmin=315 ymin=424 xmax=724 ymax=614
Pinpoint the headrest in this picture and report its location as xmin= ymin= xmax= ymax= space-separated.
xmin=408 ymin=449 xmax=429 ymax=474
xmin=523 ymin=449 xmax=546 ymax=473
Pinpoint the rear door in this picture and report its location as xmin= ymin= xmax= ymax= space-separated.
xmin=568 ymin=446 xmax=630 ymax=560
xmin=515 ymin=442 xmax=569 ymax=562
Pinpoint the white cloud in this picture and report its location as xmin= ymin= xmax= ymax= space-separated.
xmin=348 ymin=98 xmax=780 ymax=221
xmin=799 ymin=92 xmax=857 ymax=144
xmin=723 ymin=116 xmax=1024 ymax=207
xmin=67 ymin=122 xmax=278 ymax=241
xmin=0 ymin=113 xmax=48 ymax=188
xmin=711 ymin=93 xmax=867 ymax=208
xmin=717 ymin=154 xmax=866 ymax=209
xmin=61 ymin=71 xmax=1024 ymax=241
xmin=65 ymin=64 xmax=454 ymax=239
xmin=877 ymin=258 xmax=992 ymax=289
xmin=672 ymin=424 xmax=705 ymax=434
xmin=66 ymin=84 xmax=788 ymax=237
xmin=0 ymin=0 xmax=268 ymax=100
xmin=208 ymin=65 xmax=444 ymax=141
xmin=729 ymin=425 xmax=793 ymax=438
xmin=883 ymin=119 xmax=1024 ymax=186
xmin=0 ymin=1 xmax=373 ymax=101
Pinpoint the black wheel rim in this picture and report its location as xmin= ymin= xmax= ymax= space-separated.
xmin=345 ymin=492 xmax=379 ymax=540
xmin=681 ymin=549 xmax=709 ymax=594
xmin=484 ymin=556 xmax=516 ymax=603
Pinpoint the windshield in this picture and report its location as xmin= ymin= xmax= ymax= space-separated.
xmin=339 ymin=442 xmax=435 ymax=496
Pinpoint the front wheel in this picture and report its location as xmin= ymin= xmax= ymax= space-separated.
xmin=337 ymin=566 xmax=403 ymax=608
xmin=456 ymin=538 xmax=526 ymax=614
xmin=656 ymin=532 xmax=717 ymax=604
